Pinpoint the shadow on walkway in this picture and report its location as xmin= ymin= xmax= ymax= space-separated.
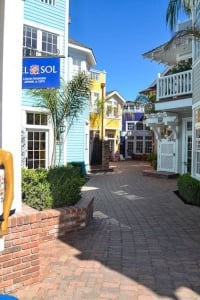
xmin=14 ymin=161 xmax=200 ymax=300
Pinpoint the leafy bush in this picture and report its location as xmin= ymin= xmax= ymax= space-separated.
xmin=47 ymin=165 xmax=86 ymax=208
xmin=22 ymin=165 xmax=86 ymax=210
xmin=22 ymin=168 xmax=53 ymax=211
xmin=177 ymin=173 xmax=200 ymax=206
xmin=147 ymin=152 xmax=157 ymax=162
xmin=147 ymin=152 xmax=157 ymax=170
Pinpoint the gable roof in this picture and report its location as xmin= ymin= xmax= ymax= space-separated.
xmin=69 ymin=38 xmax=92 ymax=50
xmin=143 ymin=32 xmax=192 ymax=66
xmin=68 ymin=37 xmax=96 ymax=66
xmin=106 ymin=90 xmax=126 ymax=105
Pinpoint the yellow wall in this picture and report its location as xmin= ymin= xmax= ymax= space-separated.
xmin=89 ymin=71 xmax=123 ymax=157
xmin=105 ymin=119 xmax=120 ymax=129
xmin=90 ymin=72 xmax=106 ymax=93
xmin=90 ymin=71 xmax=106 ymax=133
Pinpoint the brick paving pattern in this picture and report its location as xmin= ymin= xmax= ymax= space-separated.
xmin=12 ymin=161 xmax=200 ymax=300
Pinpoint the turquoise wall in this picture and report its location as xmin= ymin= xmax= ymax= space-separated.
xmin=23 ymin=0 xmax=67 ymax=107
xmin=24 ymin=0 xmax=66 ymax=30
xmin=66 ymin=102 xmax=89 ymax=162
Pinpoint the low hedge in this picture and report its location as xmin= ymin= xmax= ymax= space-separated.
xmin=22 ymin=164 xmax=87 ymax=211
xmin=177 ymin=173 xmax=200 ymax=206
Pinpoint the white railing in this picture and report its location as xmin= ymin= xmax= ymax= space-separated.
xmin=157 ymin=70 xmax=192 ymax=100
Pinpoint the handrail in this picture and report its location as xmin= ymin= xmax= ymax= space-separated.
xmin=157 ymin=70 xmax=192 ymax=100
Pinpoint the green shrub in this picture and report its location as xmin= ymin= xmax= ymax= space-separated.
xmin=47 ymin=165 xmax=86 ymax=208
xmin=22 ymin=168 xmax=53 ymax=210
xmin=177 ymin=173 xmax=200 ymax=206
xmin=147 ymin=152 xmax=157 ymax=170
xmin=147 ymin=152 xmax=157 ymax=162
xmin=22 ymin=165 xmax=87 ymax=210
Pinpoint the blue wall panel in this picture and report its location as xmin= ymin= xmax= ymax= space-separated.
xmin=24 ymin=0 xmax=66 ymax=30
xmin=66 ymin=103 xmax=89 ymax=162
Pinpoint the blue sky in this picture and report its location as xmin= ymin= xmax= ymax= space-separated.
xmin=69 ymin=1 xmax=186 ymax=101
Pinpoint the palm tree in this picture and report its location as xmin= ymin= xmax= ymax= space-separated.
xmin=29 ymin=71 xmax=91 ymax=167
xmin=165 ymin=0 xmax=200 ymax=53
xmin=166 ymin=0 xmax=199 ymax=31
xmin=166 ymin=0 xmax=192 ymax=31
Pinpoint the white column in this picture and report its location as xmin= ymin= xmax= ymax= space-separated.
xmin=0 ymin=0 xmax=24 ymax=212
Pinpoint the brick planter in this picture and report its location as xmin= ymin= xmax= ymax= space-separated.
xmin=0 ymin=195 xmax=94 ymax=293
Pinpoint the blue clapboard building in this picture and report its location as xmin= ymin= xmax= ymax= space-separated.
xmin=120 ymin=100 xmax=153 ymax=159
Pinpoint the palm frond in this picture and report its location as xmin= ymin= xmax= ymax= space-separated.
xmin=166 ymin=0 xmax=193 ymax=31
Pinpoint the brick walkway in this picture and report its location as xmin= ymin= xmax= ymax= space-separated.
xmin=13 ymin=161 xmax=200 ymax=300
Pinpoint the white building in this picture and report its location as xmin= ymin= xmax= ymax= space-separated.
xmin=143 ymin=20 xmax=192 ymax=174
xmin=0 ymin=0 xmax=23 ymax=212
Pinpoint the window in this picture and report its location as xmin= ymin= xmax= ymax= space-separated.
xmin=104 ymin=100 xmax=119 ymax=118
xmin=136 ymin=122 xmax=144 ymax=130
xmin=136 ymin=136 xmax=143 ymax=153
xmin=23 ymin=26 xmax=37 ymax=56
xmin=113 ymin=107 xmax=118 ymax=117
xmin=91 ymin=92 xmax=100 ymax=113
xmin=27 ymin=131 xmax=46 ymax=169
xmin=23 ymin=25 xmax=59 ymax=57
xmin=90 ymin=71 xmax=100 ymax=81
xmin=187 ymin=121 xmax=192 ymax=131
xmin=27 ymin=113 xmax=48 ymax=125
xmin=127 ymin=122 xmax=134 ymax=131
xmin=26 ymin=113 xmax=49 ymax=169
xmin=195 ymin=108 xmax=200 ymax=123
xmin=106 ymin=105 xmax=112 ymax=117
xmin=145 ymin=136 xmax=152 ymax=153
xmin=73 ymin=58 xmax=81 ymax=68
xmin=72 ymin=58 xmax=81 ymax=75
xmin=127 ymin=140 xmax=134 ymax=156
xmin=42 ymin=31 xmax=58 ymax=55
xmin=40 ymin=0 xmax=55 ymax=6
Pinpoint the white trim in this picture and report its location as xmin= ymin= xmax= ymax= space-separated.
xmin=22 ymin=106 xmax=49 ymax=113
xmin=21 ymin=108 xmax=53 ymax=169
xmin=181 ymin=117 xmax=192 ymax=174
xmin=68 ymin=43 xmax=96 ymax=66
xmin=155 ymin=98 xmax=192 ymax=111
xmin=84 ymin=120 xmax=90 ymax=172
xmin=24 ymin=20 xmax=63 ymax=36
xmin=23 ymin=22 xmax=63 ymax=57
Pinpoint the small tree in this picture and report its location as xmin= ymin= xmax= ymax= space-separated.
xmin=29 ymin=72 xmax=91 ymax=167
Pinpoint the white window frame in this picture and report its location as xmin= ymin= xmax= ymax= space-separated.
xmin=22 ymin=108 xmax=53 ymax=169
xmin=90 ymin=71 xmax=100 ymax=81
xmin=23 ymin=23 xmax=61 ymax=57
xmin=105 ymin=99 xmax=119 ymax=118
xmin=127 ymin=122 xmax=135 ymax=131
xmin=90 ymin=91 xmax=100 ymax=113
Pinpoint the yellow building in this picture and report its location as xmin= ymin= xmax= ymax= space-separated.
xmin=90 ymin=70 xmax=126 ymax=163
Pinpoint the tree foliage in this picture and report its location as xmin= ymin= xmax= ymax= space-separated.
xmin=165 ymin=0 xmax=200 ymax=56
xmin=28 ymin=72 xmax=91 ymax=167
xmin=166 ymin=0 xmax=193 ymax=31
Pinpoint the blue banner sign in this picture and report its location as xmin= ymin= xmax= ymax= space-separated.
xmin=22 ymin=57 xmax=60 ymax=89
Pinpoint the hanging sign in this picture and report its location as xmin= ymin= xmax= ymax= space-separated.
xmin=22 ymin=57 xmax=60 ymax=89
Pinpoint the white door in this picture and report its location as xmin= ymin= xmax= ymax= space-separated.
xmin=158 ymin=140 xmax=176 ymax=172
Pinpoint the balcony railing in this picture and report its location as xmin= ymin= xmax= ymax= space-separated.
xmin=157 ymin=70 xmax=192 ymax=100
